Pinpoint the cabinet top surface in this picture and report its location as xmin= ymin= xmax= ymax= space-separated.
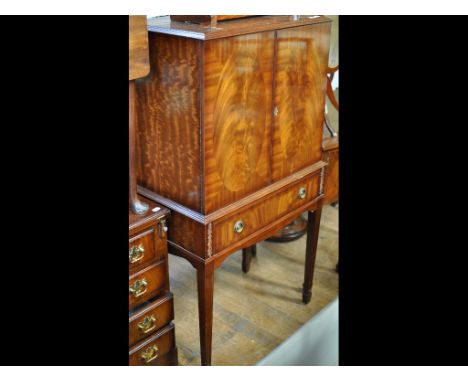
xmin=129 ymin=196 xmax=169 ymax=231
xmin=147 ymin=15 xmax=331 ymax=40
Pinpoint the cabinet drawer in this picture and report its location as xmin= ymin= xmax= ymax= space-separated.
xmin=129 ymin=324 xmax=176 ymax=366
xmin=129 ymin=261 xmax=168 ymax=309
xmin=129 ymin=293 xmax=174 ymax=347
xmin=213 ymin=171 xmax=321 ymax=253
xmin=129 ymin=225 xmax=167 ymax=273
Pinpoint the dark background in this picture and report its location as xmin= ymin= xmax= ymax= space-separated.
xmin=0 ymin=15 xmax=466 ymax=365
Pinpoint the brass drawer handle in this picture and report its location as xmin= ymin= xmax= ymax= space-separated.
xmin=129 ymin=278 xmax=148 ymax=298
xmin=129 ymin=244 xmax=145 ymax=264
xmin=234 ymin=220 xmax=244 ymax=234
xmin=140 ymin=344 xmax=159 ymax=363
xmin=137 ymin=315 xmax=157 ymax=334
xmin=298 ymin=187 xmax=307 ymax=199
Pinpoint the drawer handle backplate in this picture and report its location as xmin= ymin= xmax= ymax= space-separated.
xmin=137 ymin=315 xmax=157 ymax=334
xmin=129 ymin=278 xmax=148 ymax=298
xmin=129 ymin=244 xmax=145 ymax=264
xmin=140 ymin=344 xmax=159 ymax=363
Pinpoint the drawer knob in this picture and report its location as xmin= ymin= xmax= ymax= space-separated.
xmin=273 ymin=106 xmax=279 ymax=117
xmin=129 ymin=244 xmax=145 ymax=264
xmin=298 ymin=187 xmax=307 ymax=199
xmin=137 ymin=315 xmax=157 ymax=334
xmin=140 ymin=344 xmax=159 ymax=363
xmin=129 ymin=278 xmax=148 ymax=298
xmin=233 ymin=220 xmax=245 ymax=234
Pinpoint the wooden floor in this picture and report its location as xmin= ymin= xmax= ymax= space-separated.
xmin=168 ymin=204 xmax=339 ymax=366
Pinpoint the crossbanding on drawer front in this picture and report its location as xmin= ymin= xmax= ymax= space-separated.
xmin=129 ymin=323 xmax=176 ymax=366
xmin=213 ymin=171 xmax=321 ymax=253
xmin=129 ymin=292 xmax=174 ymax=347
xmin=129 ymin=260 xmax=168 ymax=309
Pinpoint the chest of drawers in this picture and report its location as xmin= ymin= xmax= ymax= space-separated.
xmin=129 ymin=196 xmax=178 ymax=366
xmin=135 ymin=15 xmax=331 ymax=365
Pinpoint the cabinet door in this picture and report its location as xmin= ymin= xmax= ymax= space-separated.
xmin=203 ymin=32 xmax=275 ymax=213
xmin=272 ymin=24 xmax=331 ymax=181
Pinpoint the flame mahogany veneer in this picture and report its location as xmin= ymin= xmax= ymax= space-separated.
xmin=135 ymin=15 xmax=331 ymax=365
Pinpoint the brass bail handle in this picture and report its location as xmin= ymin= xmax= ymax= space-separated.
xmin=140 ymin=344 xmax=159 ymax=363
xmin=138 ymin=315 xmax=157 ymax=334
xmin=129 ymin=244 xmax=145 ymax=264
xmin=129 ymin=278 xmax=148 ymax=298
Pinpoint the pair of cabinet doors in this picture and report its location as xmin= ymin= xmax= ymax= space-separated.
xmin=136 ymin=23 xmax=331 ymax=214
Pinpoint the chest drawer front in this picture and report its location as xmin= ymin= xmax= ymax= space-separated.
xmin=129 ymin=293 xmax=174 ymax=347
xmin=129 ymin=324 xmax=176 ymax=366
xmin=129 ymin=261 xmax=168 ymax=309
xmin=129 ymin=225 xmax=167 ymax=273
xmin=213 ymin=171 xmax=321 ymax=253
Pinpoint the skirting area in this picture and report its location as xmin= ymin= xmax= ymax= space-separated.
xmin=168 ymin=204 xmax=339 ymax=366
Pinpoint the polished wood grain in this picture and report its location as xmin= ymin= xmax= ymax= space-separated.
xmin=129 ymin=323 xmax=176 ymax=365
xmin=128 ymin=196 xmax=177 ymax=365
xmin=130 ymin=81 xmax=149 ymax=215
xmin=139 ymin=161 xmax=325 ymax=226
xmin=197 ymin=261 xmax=215 ymax=365
xmin=148 ymin=15 xmax=330 ymax=41
xmin=129 ymin=16 xmax=150 ymax=81
xmin=203 ymin=32 xmax=274 ymax=213
xmin=129 ymin=226 xmax=165 ymax=273
xmin=213 ymin=171 xmax=321 ymax=253
xmin=134 ymin=16 xmax=331 ymax=365
xmin=129 ymin=260 xmax=169 ymax=309
xmin=272 ymin=24 xmax=331 ymax=181
xmin=129 ymin=292 xmax=174 ymax=347
xmin=169 ymin=204 xmax=338 ymax=365
xmin=129 ymin=194 xmax=170 ymax=231
xmin=322 ymin=139 xmax=339 ymax=205
xmin=168 ymin=210 xmax=206 ymax=260
xmin=135 ymin=33 xmax=202 ymax=211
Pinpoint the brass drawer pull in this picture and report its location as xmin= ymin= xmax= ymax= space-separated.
xmin=129 ymin=244 xmax=145 ymax=264
xmin=137 ymin=315 xmax=157 ymax=334
xmin=140 ymin=344 xmax=159 ymax=363
xmin=129 ymin=278 xmax=148 ymax=298
xmin=234 ymin=220 xmax=244 ymax=234
xmin=298 ymin=187 xmax=307 ymax=199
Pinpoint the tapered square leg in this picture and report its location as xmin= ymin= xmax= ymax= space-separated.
xmin=303 ymin=203 xmax=323 ymax=304
xmin=242 ymin=246 xmax=254 ymax=273
xmin=197 ymin=261 xmax=215 ymax=365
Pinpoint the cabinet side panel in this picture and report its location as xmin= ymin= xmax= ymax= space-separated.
xmin=272 ymin=23 xmax=331 ymax=181
xmin=136 ymin=34 xmax=202 ymax=212
xmin=203 ymin=32 xmax=274 ymax=213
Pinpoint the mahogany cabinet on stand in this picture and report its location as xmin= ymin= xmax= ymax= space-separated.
xmin=135 ymin=15 xmax=331 ymax=365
